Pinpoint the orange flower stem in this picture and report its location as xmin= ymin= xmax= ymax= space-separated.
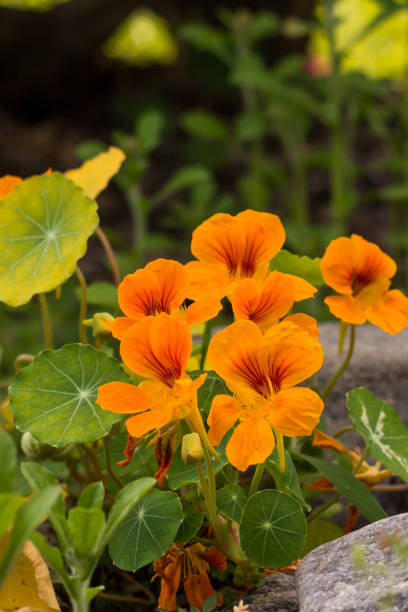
xmin=200 ymin=320 xmax=212 ymax=370
xmin=248 ymin=463 xmax=265 ymax=497
xmin=333 ymin=425 xmax=355 ymax=439
xmin=322 ymin=324 xmax=355 ymax=401
xmin=275 ymin=430 xmax=286 ymax=473
xmin=95 ymin=226 xmax=121 ymax=287
xmin=307 ymin=490 xmax=342 ymax=523
xmin=75 ymin=266 xmax=88 ymax=345
xmin=38 ymin=292 xmax=53 ymax=349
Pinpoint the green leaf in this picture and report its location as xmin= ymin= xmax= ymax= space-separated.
xmin=0 ymin=430 xmax=17 ymax=492
xmin=100 ymin=477 xmax=156 ymax=551
xmin=240 ymin=490 xmax=306 ymax=569
xmin=270 ymin=249 xmax=324 ymax=286
xmin=109 ymin=489 xmax=183 ymax=571
xmin=0 ymin=173 xmax=98 ymax=307
xmin=167 ymin=431 xmax=231 ymax=490
xmin=76 ymin=281 xmax=118 ymax=309
xmin=0 ymin=486 xmax=60 ymax=589
xmin=202 ymin=593 xmax=218 ymax=612
xmin=175 ymin=500 xmax=203 ymax=544
xmin=20 ymin=462 xmax=69 ymax=552
xmin=182 ymin=111 xmax=229 ymax=141
xmin=267 ymin=449 xmax=311 ymax=511
xmin=10 ymin=344 xmax=129 ymax=446
xmin=216 ymin=485 xmax=247 ymax=523
xmin=297 ymin=454 xmax=387 ymax=522
xmin=302 ymin=519 xmax=343 ymax=556
xmin=196 ymin=370 xmax=232 ymax=418
xmin=67 ymin=507 xmax=106 ymax=558
xmin=179 ymin=23 xmax=231 ymax=64
xmin=136 ymin=109 xmax=165 ymax=154
xmin=0 ymin=494 xmax=21 ymax=542
xmin=77 ymin=482 xmax=105 ymax=509
xmin=155 ymin=166 xmax=212 ymax=203
xmin=30 ymin=531 xmax=68 ymax=580
xmin=347 ymin=387 xmax=408 ymax=482
xmin=86 ymin=586 xmax=105 ymax=603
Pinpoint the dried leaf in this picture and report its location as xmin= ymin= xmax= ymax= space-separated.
xmin=65 ymin=146 xmax=125 ymax=198
xmin=0 ymin=535 xmax=60 ymax=611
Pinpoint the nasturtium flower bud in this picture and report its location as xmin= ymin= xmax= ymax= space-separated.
xmin=21 ymin=432 xmax=56 ymax=460
xmin=84 ymin=312 xmax=114 ymax=340
xmin=181 ymin=433 xmax=203 ymax=465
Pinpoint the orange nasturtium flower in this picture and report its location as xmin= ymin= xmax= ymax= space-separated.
xmin=154 ymin=542 xmax=226 ymax=612
xmin=185 ymin=209 xmax=316 ymax=304
xmin=321 ymin=234 xmax=408 ymax=335
xmin=96 ymin=313 xmax=217 ymax=472
xmin=0 ymin=175 xmax=23 ymax=198
xmin=230 ymin=272 xmax=319 ymax=335
xmin=108 ymin=258 xmax=222 ymax=340
xmin=206 ymin=320 xmax=324 ymax=471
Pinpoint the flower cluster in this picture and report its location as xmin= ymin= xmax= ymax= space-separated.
xmin=96 ymin=209 xmax=329 ymax=476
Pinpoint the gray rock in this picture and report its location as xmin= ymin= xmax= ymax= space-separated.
xmin=316 ymin=322 xmax=408 ymax=434
xmin=223 ymin=572 xmax=298 ymax=612
xmin=296 ymin=513 xmax=408 ymax=611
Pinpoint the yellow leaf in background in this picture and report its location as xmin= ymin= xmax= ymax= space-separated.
xmin=65 ymin=146 xmax=125 ymax=199
xmin=0 ymin=536 xmax=60 ymax=611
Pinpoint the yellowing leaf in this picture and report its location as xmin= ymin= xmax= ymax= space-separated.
xmin=0 ymin=173 xmax=98 ymax=307
xmin=0 ymin=535 xmax=60 ymax=611
xmin=65 ymin=147 xmax=125 ymax=199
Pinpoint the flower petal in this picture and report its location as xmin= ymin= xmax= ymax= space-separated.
xmin=283 ymin=313 xmax=320 ymax=338
xmin=207 ymin=395 xmax=241 ymax=445
xmin=270 ymin=387 xmax=324 ymax=437
xmin=284 ymin=274 xmax=317 ymax=301
xmin=120 ymin=314 xmax=192 ymax=385
xmin=126 ymin=406 xmax=173 ymax=437
xmin=226 ymin=418 xmax=275 ymax=471
xmin=185 ymin=260 xmax=228 ymax=302
xmin=321 ymin=234 xmax=396 ymax=295
xmin=184 ymin=299 xmax=223 ymax=326
xmin=366 ymin=289 xmax=408 ymax=335
xmin=0 ymin=175 xmax=23 ymax=198
xmin=324 ymin=296 xmax=367 ymax=324
xmin=184 ymin=573 xmax=215 ymax=612
xmin=231 ymin=273 xmax=295 ymax=329
xmin=107 ymin=316 xmax=135 ymax=340
xmin=96 ymin=381 xmax=154 ymax=414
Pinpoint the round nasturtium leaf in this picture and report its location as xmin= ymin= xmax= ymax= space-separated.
xmin=239 ymin=490 xmax=306 ymax=569
xmin=174 ymin=499 xmax=203 ymax=544
xmin=216 ymin=485 xmax=247 ymax=523
xmin=10 ymin=344 xmax=129 ymax=446
xmin=0 ymin=173 xmax=98 ymax=307
xmin=109 ymin=489 xmax=183 ymax=571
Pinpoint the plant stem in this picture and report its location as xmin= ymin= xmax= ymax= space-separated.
xmin=275 ymin=430 xmax=286 ymax=472
xmin=103 ymin=438 xmax=124 ymax=489
xmin=308 ymin=490 xmax=342 ymax=523
xmin=352 ymin=447 xmax=368 ymax=475
xmin=127 ymin=185 xmax=145 ymax=259
xmin=95 ymin=226 xmax=121 ymax=287
xmin=38 ymin=292 xmax=53 ymax=349
xmin=200 ymin=320 xmax=212 ymax=370
xmin=97 ymin=592 xmax=152 ymax=605
xmin=372 ymin=483 xmax=408 ymax=492
xmin=75 ymin=266 xmax=88 ymax=345
xmin=322 ymin=324 xmax=355 ymax=401
xmin=70 ymin=579 xmax=90 ymax=612
xmin=248 ymin=463 xmax=265 ymax=497
xmin=201 ymin=441 xmax=218 ymax=522
xmin=333 ymin=425 xmax=355 ymax=438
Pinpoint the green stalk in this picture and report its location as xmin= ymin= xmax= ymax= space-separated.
xmin=308 ymin=490 xmax=342 ymax=523
xmin=248 ymin=463 xmax=265 ymax=497
xmin=75 ymin=266 xmax=88 ymax=345
xmin=95 ymin=226 xmax=121 ymax=287
xmin=322 ymin=324 xmax=355 ymax=401
xmin=38 ymin=292 xmax=53 ymax=349
xmin=200 ymin=320 xmax=212 ymax=370
xmin=127 ymin=185 xmax=145 ymax=260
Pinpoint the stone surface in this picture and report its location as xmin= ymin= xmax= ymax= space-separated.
xmin=316 ymin=322 xmax=408 ymax=433
xmin=223 ymin=572 xmax=298 ymax=612
xmin=296 ymin=513 xmax=408 ymax=612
